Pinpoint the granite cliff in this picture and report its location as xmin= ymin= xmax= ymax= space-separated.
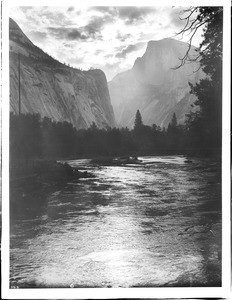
xmin=109 ymin=38 xmax=204 ymax=128
xmin=9 ymin=18 xmax=116 ymax=129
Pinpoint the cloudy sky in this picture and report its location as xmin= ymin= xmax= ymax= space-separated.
xmin=10 ymin=6 xmax=203 ymax=81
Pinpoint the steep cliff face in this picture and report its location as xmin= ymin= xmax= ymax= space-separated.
xmin=9 ymin=18 xmax=116 ymax=129
xmin=109 ymin=38 xmax=204 ymax=128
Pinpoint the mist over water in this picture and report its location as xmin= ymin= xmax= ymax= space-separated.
xmin=10 ymin=156 xmax=221 ymax=288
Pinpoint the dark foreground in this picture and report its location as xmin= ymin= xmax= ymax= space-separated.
xmin=10 ymin=155 xmax=221 ymax=288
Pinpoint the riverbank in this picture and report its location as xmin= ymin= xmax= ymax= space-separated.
xmin=11 ymin=159 xmax=93 ymax=181
xmin=10 ymin=159 xmax=94 ymax=210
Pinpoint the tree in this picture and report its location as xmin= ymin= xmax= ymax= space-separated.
xmin=171 ymin=113 xmax=177 ymax=128
xmin=176 ymin=7 xmax=223 ymax=149
xmin=134 ymin=109 xmax=143 ymax=130
xmin=168 ymin=113 xmax=185 ymax=151
xmin=167 ymin=113 xmax=178 ymax=133
xmin=10 ymin=113 xmax=42 ymax=159
xmin=107 ymin=128 xmax=122 ymax=155
xmin=90 ymin=122 xmax=97 ymax=131
xmin=174 ymin=7 xmax=222 ymax=67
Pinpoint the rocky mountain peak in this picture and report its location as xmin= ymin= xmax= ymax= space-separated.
xmin=109 ymin=38 xmax=204 ymax=128
xmin=9 ymin=18 xmax=116 ymax=129
xmin=132 ymin=38 xmax=199 ymax=86
xmin=10 ymin=17 xmax=35 ymax=50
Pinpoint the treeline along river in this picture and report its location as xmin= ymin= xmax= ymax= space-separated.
xmin=10 ymin=156 xmax=221 ymax=288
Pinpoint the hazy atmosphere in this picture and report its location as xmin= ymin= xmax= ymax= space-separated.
xmin=10 ymin=6 xmax=203 ymax=80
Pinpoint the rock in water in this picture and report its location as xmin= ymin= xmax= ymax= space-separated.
xmin=109 ymin=38 xmax=204 ymax=128
xmin=9 ymin=18 xmax=116 ymax=129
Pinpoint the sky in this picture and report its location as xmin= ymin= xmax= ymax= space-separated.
xmin=9 ymin=6 xmax=204 ymax=81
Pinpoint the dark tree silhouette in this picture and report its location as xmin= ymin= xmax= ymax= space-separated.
xmin=167 ymin=113 xmax=178 ymax=133
xmin=10 ymin=113 xmax=42 ymax=159
xmin=176 ymin=7 xmax=223 ymax=150
xmin=166 ymin=113 xmax=182 ymax=151
xmin=171 ymin=113 xmax=177 ymax=127
xmin=134 ymin=109 xmax=143 ymax=130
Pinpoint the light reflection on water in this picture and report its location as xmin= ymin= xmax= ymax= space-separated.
xmin=10 ymin=156 xmax=221 ymax=288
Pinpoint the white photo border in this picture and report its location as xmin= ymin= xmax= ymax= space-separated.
xmin=1 ymin=0 xmax=231 ymax=298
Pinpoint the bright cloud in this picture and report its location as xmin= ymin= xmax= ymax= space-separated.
xmin=10 ymin=6 xmax=204 ymax=81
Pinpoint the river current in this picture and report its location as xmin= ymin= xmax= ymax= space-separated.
xmin=10 ymin=156 xmax=221 ymax=288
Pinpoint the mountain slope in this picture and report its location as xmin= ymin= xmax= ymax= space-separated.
xmin=9 ymin=18 xmax=116 ymax=129
xmin=109 ymin=38 xmax=204 ymax=128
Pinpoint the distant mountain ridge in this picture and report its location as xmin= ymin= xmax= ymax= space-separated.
xmin=109 ymin=38 xmax=204 ymax=128
xmin=9 ymin=18 xmax=116 ymax=129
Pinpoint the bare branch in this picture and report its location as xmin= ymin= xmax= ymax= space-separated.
xmin=178 ymin=7 xmax=198 ymax=21
xmin=192 ymin=65 xmax=202 ymax=73
xmin=183 ymin=18 xmax=200 ymax=33
xmin=172 ymin=8 xmax=209 ymax=70
xmin=172 ymin=27 xmax=198 ymax=69
xmin=175 ymin=8 xmax=198 ymax=35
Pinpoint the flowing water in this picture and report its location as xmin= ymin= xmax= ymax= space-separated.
xmin=10 ymin=156 xmax=221 ymax=288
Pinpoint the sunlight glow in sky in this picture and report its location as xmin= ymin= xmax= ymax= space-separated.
xmin=10 ymin=6 xmax=204 ymax=80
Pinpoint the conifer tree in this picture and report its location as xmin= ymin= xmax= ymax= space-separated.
xmin=177 ymin=7 xmax=223 ymax=148
xmin=171 ymin=113 xmax=177 ymax=128
xmin=134 ymin=109 xmax=143 ymax=130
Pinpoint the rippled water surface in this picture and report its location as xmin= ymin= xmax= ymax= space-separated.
xmin=10 ymin=156 xmax=221 ymax=288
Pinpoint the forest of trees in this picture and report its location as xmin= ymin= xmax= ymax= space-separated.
xmin=10 ymin=109 xmax=218 ymax=162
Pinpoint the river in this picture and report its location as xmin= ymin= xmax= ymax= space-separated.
xmin=10 ymin=155 xmax=221 ymax=288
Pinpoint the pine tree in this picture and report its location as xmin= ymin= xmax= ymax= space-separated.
xmin=178 ymin=7 xmax=223 ymax=149
xmin=167 ymin=112 xmax=181 ymax=151
xmin=134 ymin=109 xmax=143 ymax=130
xmin=189 ymin=8 xmax=222 ymax=148
xmin=171 ymin=113 xmax=177 ymax=128
xmin=167 ymin=113 xmax=178 ymax=133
